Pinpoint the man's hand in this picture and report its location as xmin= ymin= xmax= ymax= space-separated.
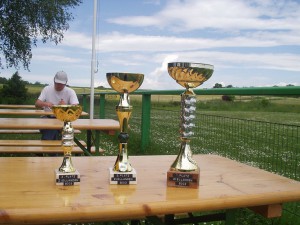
xmin=59 ymin=99 xmax=66 ymax=105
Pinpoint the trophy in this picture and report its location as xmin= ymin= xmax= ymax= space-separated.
xmin=52 ymin=105 xmax=82 ymax=186
xmin=107 ymin=72 xmax=144 ymax=185
xmin=167 ymin=62 xmax=214 ymax=188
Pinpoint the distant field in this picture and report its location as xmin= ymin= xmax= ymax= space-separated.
xmin=132 ymin=94 xmax=300 ymax=105
xmin=26 ymin=85 xmax=114 ymax=95
xmin=25 ymin=85 xmax=94 ymax=94
xmin=38 ymin=84 xmax=300 ymax=119
xmin=26 ymin=85 xmax=44 ymax=94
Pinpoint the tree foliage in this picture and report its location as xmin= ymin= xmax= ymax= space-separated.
xmin=0 ymin=0 xmax=82 ymax=70
xmin=213 ymin=83 xmax=223 ymax=88
xmin=0 ymin=76 xmax=7 ymax=84
xmin=0 ymin=71 xmax=28 ymax=104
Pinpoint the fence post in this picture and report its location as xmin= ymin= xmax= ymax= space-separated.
xmin=82 ymin=94 xmax=87 ymax=112
xmin=141 ymin=94 xmax=151 ymax=152
xmin=99 ymin=94 xmax=105 ymax=119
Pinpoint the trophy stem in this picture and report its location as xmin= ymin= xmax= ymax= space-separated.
xmin=114 ymin=92 xmax=132 ymax=172
xmin=114 ymin=141 xmax=132 ymax=172
xmin=170 ymin=139 xmax=198 ymax=171
xmin=170 ymin=90 xmax=198 ymax=172
xmin=59 ymin=122 xmax=76 ymax=173
xmin=59 ymin=152 xmax=76 ymax=173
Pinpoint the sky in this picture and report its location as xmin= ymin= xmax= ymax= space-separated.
xmin=1 ymin=0 xmax=300 ymax=90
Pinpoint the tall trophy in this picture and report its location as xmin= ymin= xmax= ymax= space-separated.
xmin=167 ymin=62 xmax=214 ymax=188
xmin=107 ymin=72 xmax=144 ymax=185
xmin=52 ymin=105 xmax=82 ymax=186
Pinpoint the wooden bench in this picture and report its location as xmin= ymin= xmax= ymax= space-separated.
xmin=0 ymin=140 xmax=102 ymax=155
xmin=0 ymin=129 xmax=81 ymax=134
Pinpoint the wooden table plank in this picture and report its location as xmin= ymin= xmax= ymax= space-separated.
xmin=0 ymin=104 xmax=35 ymax=109
xmin=0 ymin=155 xmax=299 ymax=224
xmin=0 ymin=118 xmax=119 ymax=131
xmin=0 ymin=109 xmax=89 ymax=116
xmin=0 ymin=140 xmax=86 ymax=146
xmin=0 ymin=118 xmax=119 ymax=154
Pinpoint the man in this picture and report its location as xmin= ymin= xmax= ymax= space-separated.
xmin=35 ymin=71 xmax=79 ymax=140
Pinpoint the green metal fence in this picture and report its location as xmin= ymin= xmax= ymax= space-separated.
xmin=78 ymin=86 xmax=300 ymax=224
xmin=148 ymin=110 xmax=300 ymax=225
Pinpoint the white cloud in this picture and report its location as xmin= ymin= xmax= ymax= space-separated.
xmin=143 ymin=54 xmax=178 ymax=88
xmin=107 ymin=0 xmax=300 ymax=32
xmin=56 ymin=29 xmax=299 ymax=55
xmin=36 ymin=54 xmax=82 ymax=63
xmin=149 ymin=54 xmax=178 ymax=77
xmin=153 ymin=50 xmax=300 ymax=72
xmin=60 ymin=31 xmax=92 ymax=50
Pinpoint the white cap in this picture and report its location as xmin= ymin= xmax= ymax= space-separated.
xmin=54 ymin=71 xmax=68 ymax=84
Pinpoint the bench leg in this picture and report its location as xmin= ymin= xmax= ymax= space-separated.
xmin=74 ymin=137 xmax=92 ymax=156
xmin=225 ymin=209 xmax=237 ymax=225
xmin=87 ymin=130 xmax=92 ymax=152
xmin=95 ymin=130 xmax=100 ymax=155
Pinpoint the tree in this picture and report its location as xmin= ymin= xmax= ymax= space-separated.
xmin=0 ymin=76 xmax=8 ymax=84
xmin=213 ymin=83 xmax=223 ymax=88
xmin=0 ymin=0 xmax=82 ymax=70
xmin=0 ymin=72 xmax=28 ymax=104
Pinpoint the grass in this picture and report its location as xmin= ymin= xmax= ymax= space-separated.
xmin=93 ymin=96 xmax=300 ymax=225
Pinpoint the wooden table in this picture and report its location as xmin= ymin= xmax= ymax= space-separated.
xmin=0 ymin=155 xmax=299 ymax=224
xmin=0 ymin=109 xmax=89 ymax=116
xmin=0 ymin=118 xmax=119 ymax=154
xmin=0 ymin=104 xmax=35 ymax=109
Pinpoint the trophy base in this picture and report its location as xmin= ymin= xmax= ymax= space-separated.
xmin=109 ymin=168 xmax=137 ymax=185
xmin=167 ymin=169 xmax=199 ymax=189
xmin=55 ymin=169 xmax=80 ymax=186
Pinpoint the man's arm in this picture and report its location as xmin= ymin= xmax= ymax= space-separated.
xmin=35 ymin=99 xmax=53 ymax=109
xmin=69 ymin=88 xmax=79 ymax=105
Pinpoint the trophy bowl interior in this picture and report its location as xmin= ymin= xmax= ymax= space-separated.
xmin=168 ymin=62 xmax=214 ymax=89
xmin=106 ymin=73 xmax=144 ymax=93
xmin=52 ymin=105 xmax=82 ymax=122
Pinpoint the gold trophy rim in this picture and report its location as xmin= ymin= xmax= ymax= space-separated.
xmin=168 ymin=62 xmax=214 ymax=69
xmin=52 ymin=105 xmax=82 ymax=122
xmin=168 ymin=62 xmax=214 ymax=89
xmin=106 ymin=72 xmax=144 ymax=93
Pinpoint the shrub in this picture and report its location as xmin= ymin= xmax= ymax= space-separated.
xmin=222 ymin=95 xmax=235 ymax=101
xmin=1 ymin=72 xmax=28 ymax=104
xmin=260 ymin=98 xmax=270 ymax=107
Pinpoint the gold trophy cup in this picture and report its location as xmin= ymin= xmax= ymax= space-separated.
xmin=107 ymin=72 xmax=144 ymax=185
xmin=52 ymin=105 xmax=82 ymax=186
xmin=167 ymin=62 xmax=214 ymax=188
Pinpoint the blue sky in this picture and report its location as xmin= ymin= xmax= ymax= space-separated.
xmin=2 ymin=0 xmax=300 ymax=90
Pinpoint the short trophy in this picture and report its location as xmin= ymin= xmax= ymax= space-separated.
xmin=107 ymin=72 xmax=144 ymax=185
xmin=167 ymin=62 xmax=214 ymax=188
xmin=52 ymin=105 xmax=82 ymax=186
